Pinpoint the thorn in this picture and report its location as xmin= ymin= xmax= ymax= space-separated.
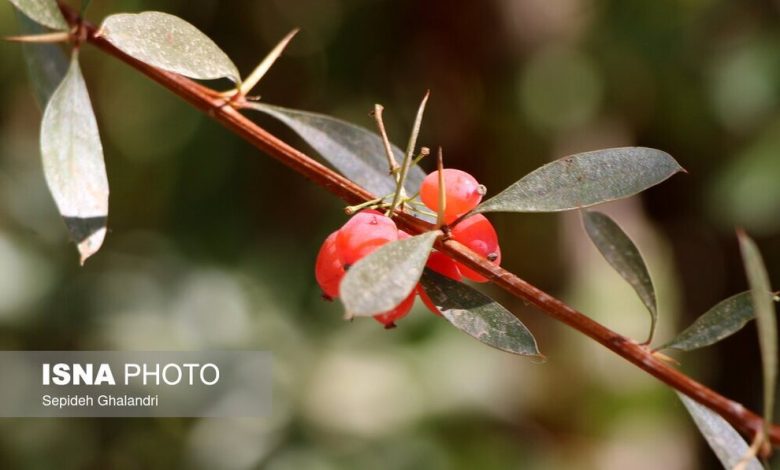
xmin=4 ymin=31 xmax=71 ymax=43
xmin=436 ymin=146 xmax=446 ymax=227
xmin=238 ymin=28 xmax=300 ymax=97
xmin=651 ymin=350 xmax=680 ymax=366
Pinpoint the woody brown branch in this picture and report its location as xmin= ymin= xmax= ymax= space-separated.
xmin=58 ymin=4 xmax=779 ymax=446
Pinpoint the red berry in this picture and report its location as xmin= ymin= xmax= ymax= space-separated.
xmin=336 ymin=210 xmax=398 ymax=266
xmin=420 ymin=169 xmax=484 ymax=222
xmin=373 ymin=291 xmax=415 ymax=328
xmin=450 ymin=214 xmax=500 ymax=282
xmin=417 ymin=251 xmax=462 ymax=316
xmin=315 ymin=231 xmax=345 ymax=299
xmin=398 ymin=230 xmax=411 ymax=240
xmin=426 ymin=251 xmax=462 ymax=280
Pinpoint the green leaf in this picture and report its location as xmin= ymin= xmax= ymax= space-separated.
xmin=677 ymin=393 xmax=762 ymax=470
xmin=15 ymin=10 xmax=68 ymax=108
xmin=340 ymin=231 xmax=438 ymax=317
xmin=8 ymin=0 xmax=68 ymax=30
xmin=662 ymin=292 xmax=759 ymax=351
xmin=420 ymin=271 xmax=543 ymax=357
xmin=475 ymin=147 xmax=683 ymax=213
xmin=245 ymin=103 xmax=427 ymax=198
xmin=40 ymin=52 xmax=109 ymax=265
xmin=583 ymin=211 xmax=657 ymax=343
xmin=99 ymin=12 xmax=240 ymax=83
xmin=738 ymin=231 xmax=777 ymax=435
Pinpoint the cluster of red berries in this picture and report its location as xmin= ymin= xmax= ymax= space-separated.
xmin=315 ymin=169 xmax=501 ymax=328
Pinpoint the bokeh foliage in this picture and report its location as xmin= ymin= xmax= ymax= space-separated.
xmin=0 ymin=0 xmax=778 ymax=468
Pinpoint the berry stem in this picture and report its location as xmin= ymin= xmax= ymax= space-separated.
xmin=411 ymin=147 xmax=431 ymax=168
xmin=344 ymin=197 xmax=385 ymax=215
xmin=371 ymin=104 xmax=400 ymax=176
xmin=63 ymin=3 xmax=780 ymax=446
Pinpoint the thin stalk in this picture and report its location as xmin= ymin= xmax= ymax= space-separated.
xmin=411 ymin=147 xmax=431 ymax=168
xmin=345 ymin=197 xmax=384 ymax=215
xmin=58 ymin=4 xmax=780 ymax=446
xmin=389 ymin=90 xmax=429 ymax=214
xmin=733 ymin=431 xmax=764 ymax=470
xmin=372 ymin=104 xmax=399 ymax=175
xmin=436 ymin=147 xmax=446 ymax=227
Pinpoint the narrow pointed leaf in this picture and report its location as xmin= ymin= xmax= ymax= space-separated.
xmin=738 ymin=231 xmax=776 ymax=434
xmin=40 ymin=53 xmax=108 ymax=264
xmin=15 ymin=10 xmax=68 ymax=108
xmin=677 ymin=393 xmax=762 ymax=470
xmin=583 ymin=211 xmax=657 ymax=342
xmin=420 ymin=271 xmax=543 ymax=357
xmin=662 ymin=292 xmax=761 ymax=351
xmin=8 ymin=0 xmax=68 ymax=30
xmin=340 ymin=231 xmax=438 ymax=317
xmin=99 ymin=12 xmax=240 ymax=83
xmin=476 ymin=147 xmax=683 ymax=213
xmin=246 ymin=103 xmax=426 ymax=197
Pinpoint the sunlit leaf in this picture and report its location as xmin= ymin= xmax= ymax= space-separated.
xmin=245 ymin=103 xmax=426 ymax=198
xmin=583 ymin=211 xmax=657 ymax=342
xmin=8 ymin=0 xmax=68 ymax=30
xmin=340 ymin=231 xmax=438 ymax=317
xmin=475 ymin=147 xmax=683 ymax=213
xmin=420 ymin=271 xmax=543 ymax=357
xmin=677 ymin=393 xmax=762 ymax=470
xmin=662 ymin=292 xmax=759 ymax=351
xmin=738 ymin=231 xmax=776 ymax=435
xmin=40 ymin=52 xmax=108 ymax=264
xmin=15 ymin=10 xmax=68 ymax=108
xmin=99 ymin=11 xmax=240 ymax=83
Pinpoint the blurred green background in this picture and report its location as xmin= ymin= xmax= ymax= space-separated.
xmin=0 ymin=0 xmax=779 ymax=468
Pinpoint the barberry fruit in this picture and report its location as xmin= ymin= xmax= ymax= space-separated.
xmin=315 ymin=231 xmax=345 ymax=299
xmin=373 ymin=291 xmax=415 ymax=328
xmin=450 ymin=214 xmax=501 ymax=282
xmin=420 ymin=169 xmax=484 ymax=222
xmin=417 ymin=251 xmax=461 ymax=316
xmin=336 ymin=209 xmax=398 ymax=266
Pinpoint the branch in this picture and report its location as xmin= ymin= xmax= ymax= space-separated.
xmin=63 ymin=6 xmax=779 ymax=445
